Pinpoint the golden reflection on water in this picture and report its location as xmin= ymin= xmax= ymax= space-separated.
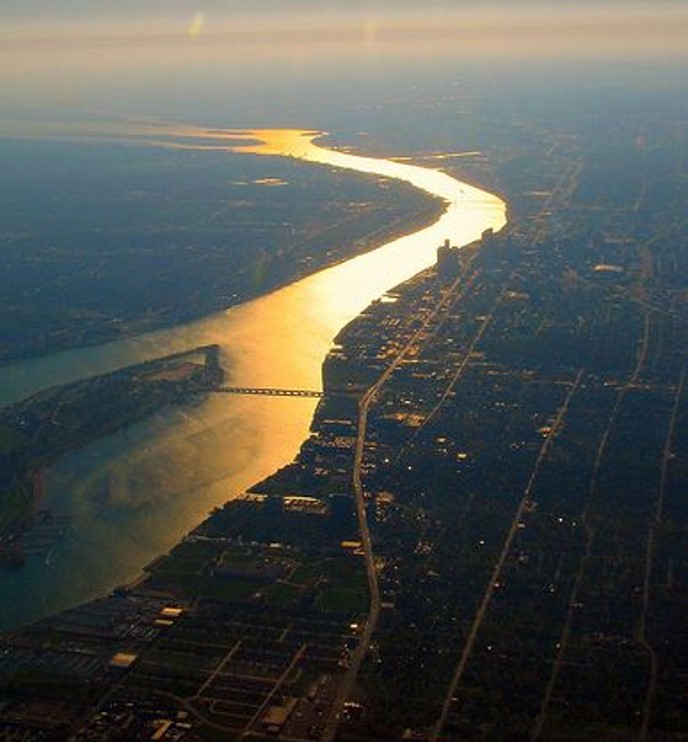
xmin=221 ymin=127 xmax=505 ymax=392
xmin=1 ymin=124 xmax=505 ymax=398
xmin=154 ymin=126 xmax=507 ymax=386
xmin=0 ymin=126 xmax=506 ymax=628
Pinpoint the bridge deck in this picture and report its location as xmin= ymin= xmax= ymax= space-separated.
xmin=215 ymin=386 xmax=323 ymax=398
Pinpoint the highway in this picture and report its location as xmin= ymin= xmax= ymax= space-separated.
xmin=637 ymin=361 xmax=685 ymax=742
xmin=432 ymin=160 xmax=585 ymax=741
xmin=430 ymin=369 xmax=583 ymax=742
xmin=323 ymin=266 xmax=475 ymax=741
xmin=530 ymin=313 xmax=652 ymax=741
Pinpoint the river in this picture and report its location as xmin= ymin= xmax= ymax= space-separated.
xmin=0 ymin=128 xmax=506 ymax=630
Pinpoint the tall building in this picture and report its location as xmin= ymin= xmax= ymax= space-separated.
xmin=436 ymin=238 xmax=461 ymax=279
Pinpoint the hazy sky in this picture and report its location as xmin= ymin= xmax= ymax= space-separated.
xmin=4 ymin=0 xmax=688 ymax=27
xmin=3 ymin=0 xmax=687 ymax=126
xmin=4 ymin=1 xmax=688 ymax=52
xmin=4 ymin=0 xmax=687 ymax=15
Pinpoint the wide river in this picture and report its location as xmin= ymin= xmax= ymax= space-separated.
xmin=0 ymin=128 xmax=506 ymax=630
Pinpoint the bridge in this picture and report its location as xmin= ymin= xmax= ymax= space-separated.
xmin=214 ymin=386 xmax=323 ymax=398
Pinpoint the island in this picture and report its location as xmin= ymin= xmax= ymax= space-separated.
xmin=0 ymin=345 xmax=223 ymax=567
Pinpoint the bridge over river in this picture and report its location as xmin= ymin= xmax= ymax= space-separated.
xmin=214 ymin=386 xmax=323 ymax=398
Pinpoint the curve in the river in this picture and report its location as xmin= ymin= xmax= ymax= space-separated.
xmin=0 ymin=128 xmax=506 ymax=630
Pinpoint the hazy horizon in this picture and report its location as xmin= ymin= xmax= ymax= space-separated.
xmin=4 ymin=2 xmax=688 ymax=54
xmin=4 ymin=0 xmax=687 ymax=121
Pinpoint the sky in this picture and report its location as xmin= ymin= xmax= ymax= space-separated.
xmin=3 ymin=0 xmax=687 ymax=15
xmin=3 ymin=1 xmax=688 ymax=65
xmin=4 ymin=0 xmax=688 ymax=39
xmin=2 ymin=0 xmax=687 ymax=130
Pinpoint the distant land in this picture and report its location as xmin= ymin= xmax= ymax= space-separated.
xmin=0 ymin=138 xmax=443 ymax=364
